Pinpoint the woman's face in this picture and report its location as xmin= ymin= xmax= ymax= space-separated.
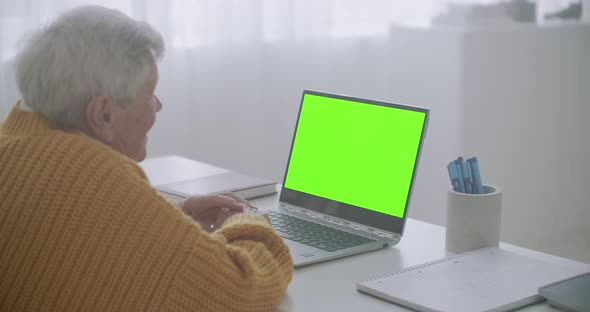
xmin=109 ymin=64 xmax=162 ymax=162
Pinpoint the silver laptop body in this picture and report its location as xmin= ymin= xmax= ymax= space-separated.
xmin=270 ymin=90 xmax=430 ymax=267
xmin=272 ymin=202 xmax=399 ymax=267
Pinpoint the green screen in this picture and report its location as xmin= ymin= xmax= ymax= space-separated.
xmin=284 ymin=94 xmax=426 ymax=218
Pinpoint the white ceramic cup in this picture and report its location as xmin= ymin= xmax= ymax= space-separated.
xmin=445 ymin=185 xmax=502 ymax=253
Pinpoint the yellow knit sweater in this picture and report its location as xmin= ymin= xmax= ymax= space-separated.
xmin=0 ymin=103 xmax=293 ymax=311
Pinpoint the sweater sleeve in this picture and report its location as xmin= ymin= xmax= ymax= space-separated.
xmin=117 ymin=162 xmax=293 ymax=312
xmin=163 ymin=214 xmax=293 ymax=312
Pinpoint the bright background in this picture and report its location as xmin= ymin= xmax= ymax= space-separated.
xmin=1 ymin=0 xmax=589 ymax=263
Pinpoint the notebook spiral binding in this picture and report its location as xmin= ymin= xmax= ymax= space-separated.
xmin=358 ymin=247 xmax=498 ymax=284
xmin=539 ymin=271 xmax=590 ymax=289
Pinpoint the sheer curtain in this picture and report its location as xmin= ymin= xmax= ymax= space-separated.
xmin=1 ymin=0 xmax=447 ymax=114
xmin=1 ymin=0 xmax=580 ymax=112
xmin=0 ymin=0 xmax=448 ymax=56
xmin=0 ymin=0 xmax=582 ymax=111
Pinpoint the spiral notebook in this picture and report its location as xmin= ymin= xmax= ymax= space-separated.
xmin=356 ymin=247 xmax=590 ymax=312
xmin=538 ymin=272 xmax=590 ymax=312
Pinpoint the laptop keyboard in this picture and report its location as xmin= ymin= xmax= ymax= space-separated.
xmin=268 ymin=211 xmax=375 ymax=252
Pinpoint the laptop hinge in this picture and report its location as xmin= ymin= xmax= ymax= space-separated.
xmin=365 ymin=227 xmax=396 ymax=240
xmin=282 ymin=204 xmax=396 ymax=240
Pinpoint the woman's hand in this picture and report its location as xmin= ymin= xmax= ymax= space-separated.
xmin=179 ymin=192 xmax=255 ymax=232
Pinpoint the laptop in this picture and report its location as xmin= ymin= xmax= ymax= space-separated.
xmin=269 ymin=90 xmax=429 ymax=267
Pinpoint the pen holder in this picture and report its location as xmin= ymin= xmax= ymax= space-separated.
xmin=445 ymin=185 xmax=502 ymax=253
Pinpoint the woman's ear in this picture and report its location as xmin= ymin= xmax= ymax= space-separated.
xmin=84 ymin=96 xmax=116 ymax=143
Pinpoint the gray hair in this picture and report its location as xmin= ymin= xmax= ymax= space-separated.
xmin=15 ymin=5 xmax=165 ymax=129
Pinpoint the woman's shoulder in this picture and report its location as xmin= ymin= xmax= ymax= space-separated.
xmin=52 ymin=132 xmax=148 ymax=180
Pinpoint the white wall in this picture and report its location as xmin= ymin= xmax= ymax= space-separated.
xmin=462 ymin=22 xmax=590 ymax=262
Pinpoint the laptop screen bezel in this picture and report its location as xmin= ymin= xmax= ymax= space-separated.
xmin=279 ymin=90 xmax=429 ymax=235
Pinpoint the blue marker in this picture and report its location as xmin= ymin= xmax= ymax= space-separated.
xmin=452 ymin=157 xmax=466 ymax=193
xmin=467 ymin=157 xmax=484 ymax=194
xmin=461 ymin=160 xmax=473 ymax=194
xmin=447 ymin=161 xmax=463 ymax=192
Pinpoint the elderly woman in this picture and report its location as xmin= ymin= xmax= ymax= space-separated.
xmin=0 ymin=5 xmax=292 ymax=311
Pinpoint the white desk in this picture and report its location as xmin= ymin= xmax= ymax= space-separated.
xmin=141 ymin=155 xmax=590 ymax=312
